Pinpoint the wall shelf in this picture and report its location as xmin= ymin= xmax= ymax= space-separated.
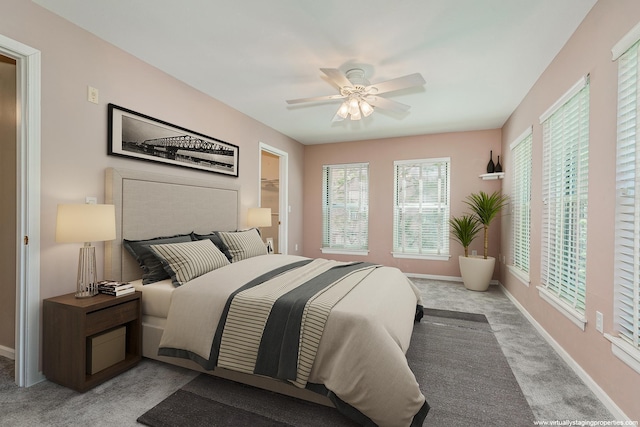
xmin=479 ymin=172 xmax=504 ymax=180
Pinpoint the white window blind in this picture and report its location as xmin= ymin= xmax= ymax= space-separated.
xmin=614 ymin=40 xmax=640 ymax=354
xmin=393 ymin=158 xmax=450 ymax=258
xmin=322 ymin=163 xmax=369 ymax=252
xmin=540 ymin=78 xmax=589 ymax=319
xmin=510 ymin=128 xmax=532 ymax=283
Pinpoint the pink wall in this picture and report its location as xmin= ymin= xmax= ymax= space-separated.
xmin=1 ymin=0 xmax=306 ymax=302
xmin=501 ymin=0 xmax=640 ymax=420
xmin=303 ymin=130 xmax=502 ymax=277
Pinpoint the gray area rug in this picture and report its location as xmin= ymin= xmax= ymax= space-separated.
xmin=137 ymin=309 xmax=534 ymax=426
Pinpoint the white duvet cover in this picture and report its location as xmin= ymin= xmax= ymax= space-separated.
xmin=158 ymin=254 xmax=427 ymax=427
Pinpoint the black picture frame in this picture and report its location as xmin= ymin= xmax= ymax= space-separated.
xmin=108 ymin=103 xmax=239 ymax=177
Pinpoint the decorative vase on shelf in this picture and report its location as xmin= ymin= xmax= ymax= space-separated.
xmin=486 ymin=150 xmax=495 ymax=173
xmin=495 ymin=155 xmax=502 ymax=173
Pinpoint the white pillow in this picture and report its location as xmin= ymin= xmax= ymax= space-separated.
xmin=150 ymin=239 xmax=230 ymax=286
xmin=217 ymin=229 xmax=267 ymax=262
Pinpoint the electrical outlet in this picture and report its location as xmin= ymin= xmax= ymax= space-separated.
xmin=85 ymin=196 xmax=97 ymax=205
xmin=295 ymin=244 xmax=299 ymax=252
xmin=471 ymin=250 xmax=477 ymax=256
xmin=596 ymin=311 xmax=603 ymax=333
xmin=87 ymin=86 xmax=99 ymax=104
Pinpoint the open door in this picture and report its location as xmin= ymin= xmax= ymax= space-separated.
xmin=259 ymin=143 xmax=288 ymax=255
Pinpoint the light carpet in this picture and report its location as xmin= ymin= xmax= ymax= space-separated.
xmin=138 ymin=308 xmax=534 ymax=426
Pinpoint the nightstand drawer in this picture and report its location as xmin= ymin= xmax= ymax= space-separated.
xmin=86 ymin=300 xmax=139 ymax=336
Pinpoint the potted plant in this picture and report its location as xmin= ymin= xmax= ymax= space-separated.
xmin=449 ymin=215 xmax=482 ymax=257
xmin=451 ymin=190 xmax=508 ymax=291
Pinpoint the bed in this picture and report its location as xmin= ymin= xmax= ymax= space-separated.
xmin=104 ymin=167 xmax=429 ymax=427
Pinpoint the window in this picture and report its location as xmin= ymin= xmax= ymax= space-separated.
xmin=538 ymin=77 xmax=589 ymax=329
xmin=509 ymin=127 xmax=532 ymax=285
xmin=322 ymin=163 xmax=368 ymax=254
xmin=611 ymin=36 xmax=640 ymax=373
xmin=393 ymin=158 xmax=450 ymax=259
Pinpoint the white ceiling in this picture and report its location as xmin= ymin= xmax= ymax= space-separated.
xmin=33 ymin=0 xmax=597 ymax=145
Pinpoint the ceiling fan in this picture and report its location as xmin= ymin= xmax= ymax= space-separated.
xmin=286 ymin=68 xmax=426 ymax=121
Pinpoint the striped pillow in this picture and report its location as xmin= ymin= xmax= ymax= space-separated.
xmin=149 ymin=239 xmax=230 ymax=286
xmin=217 ymin=229 xmax=267 ymax=262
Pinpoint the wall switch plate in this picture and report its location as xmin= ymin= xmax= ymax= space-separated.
xmin=596 ymin=311 xmax=603 ymax=333
xmin=87 ymin=86 xmax=99 ymax=104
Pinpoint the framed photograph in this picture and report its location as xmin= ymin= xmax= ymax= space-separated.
xmin=108 ymin=103 xmax=239 ymax=177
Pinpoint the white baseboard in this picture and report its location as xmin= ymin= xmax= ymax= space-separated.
xmin=405 ymin=272 xmax=463 ymax=282
xmin=0 ymin=345 xmax=15 ymax=360
xmin=499 ymin=284 xmax=630 ymax=422
xmin=405 ymin=272 xmax=500 ymax=286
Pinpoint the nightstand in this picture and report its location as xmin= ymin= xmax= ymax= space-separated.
xmin=43 ymin=291 xmax=142 ymax=392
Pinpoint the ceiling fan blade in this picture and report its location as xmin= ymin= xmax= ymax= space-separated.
xmin=365 ymin=96 xmax=412 ymax=113
xmin=320 ymin=68 xmax=354 ymax=89
xmin=286 ymin=94 xmax=346 ymax=105
xmin=366 ymin=73 xmax=425 ymax=95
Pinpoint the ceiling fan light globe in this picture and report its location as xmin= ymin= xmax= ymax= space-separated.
xmin=348 ymin=98 xmax=360 ymax=116
xmin=336 ymin=101 xmax=349 ymax=119
xmin=360 ymin=100 xmax=374 ymax=117
xmin=350 ymin=109 xmax=362 ymax=120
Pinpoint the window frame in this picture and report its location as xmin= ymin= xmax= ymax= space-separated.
xmin=608 ymin=33 xmax=640 ymax=375
xmin=508 ymin=127 xmax=533 ymax=286
xmin=537 ymin=76 xmax=590 ymax=330
xmin=321 ymin=162 xmax=369 ymax=255
xmin=392 ymin=157 xmax=451 ymax=261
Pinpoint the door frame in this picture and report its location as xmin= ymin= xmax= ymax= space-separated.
xmin=259 ymin=142 xmax=288 ymax=255
xmin=0 ymin=34 xmax=43 ymax=387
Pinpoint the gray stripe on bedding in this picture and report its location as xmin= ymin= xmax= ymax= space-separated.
xmin=254 ymin=262 xmax=378 ymax=381
xmin=207 ymin=259 xmax=313 ymax=369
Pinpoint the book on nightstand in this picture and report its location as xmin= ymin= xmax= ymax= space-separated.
xmin=97 ymin=280 xmax=134 ymax=296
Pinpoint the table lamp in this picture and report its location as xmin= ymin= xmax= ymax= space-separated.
xmin=56 ymin=204 xmax=116 ymax=298
xmin=247 ymin=207 xmax=272 ymax=237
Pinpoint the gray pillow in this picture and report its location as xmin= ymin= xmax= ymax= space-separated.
xmin=191 ymin=232 xmax=233 ymax=262
xmin=217 ymin=228 xmax=268 ymax=262
xmin=123 ymin=233 xmax=192 ymax=284
xmin=150 ymin=239 xmax=230 ymax=286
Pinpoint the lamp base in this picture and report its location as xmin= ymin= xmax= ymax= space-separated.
xmin=75 ymin=244 xmax=98 ymax=298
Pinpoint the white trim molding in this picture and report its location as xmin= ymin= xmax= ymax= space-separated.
xmin=258 ymin=142 xmax=289 ymax=255
xmin=605 ymin=334 xmax=640 ymax=375
xmin=0 ymin=345 xmax=15 ymax=360
xmin=507 ymin=265 xmax=530 ymax=287
xmin=537 ymin=285 xmax=587 ymax=331
xmin=392 ymin=252 xmax=450 ymax=261
xmin=0 ymin=34 xmax=43 ymax=388
xmin=321 ymin=248 xmax=369 ymax=256
xmin=502 ymin=286 xmax=631 ymax=421
xmin=612 ymin=21 xmax=640 ymax=61
xmin=509 ymin=126 xmax=533 ymax=151
xmin=539 ymin=76 xmax=588 ymax=124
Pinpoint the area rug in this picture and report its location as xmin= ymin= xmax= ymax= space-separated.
xmin=137 ymin=308 xmax=534 ymax=426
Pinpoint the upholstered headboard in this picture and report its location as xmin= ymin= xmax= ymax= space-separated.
xmin=105 ymin=167 xmax=240 ymax=282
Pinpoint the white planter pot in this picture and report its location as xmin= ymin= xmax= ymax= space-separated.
xmin=458 ymin=255 xmax=495 ymax=292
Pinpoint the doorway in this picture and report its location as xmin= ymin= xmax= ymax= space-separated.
xmin=0 ymin=54 xmax=17 ymax=362
xmin=259 ymin=143 xmax=288 ymax=255
xmin=0 ymin=34 xmax=42 ymax=388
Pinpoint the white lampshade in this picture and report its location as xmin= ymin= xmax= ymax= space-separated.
xmin=247 ymin=207 xmax=272 ymax=228
xmin=56 ymin=204 xmax=116 ymax=243
xmin=56 ymin=204 xmax=116 ymax=298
